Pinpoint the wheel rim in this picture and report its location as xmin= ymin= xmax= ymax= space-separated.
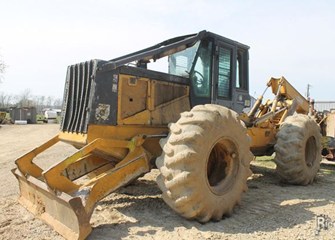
xmin=206 ymin=138 xmax=239 ymax=195
xmin=305 ymin=136 xmax=316 ymax=167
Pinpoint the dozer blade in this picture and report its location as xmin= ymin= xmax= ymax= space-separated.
xmin=12 ymin=135 xmax=151 ymax=240
xmin=12 ymin=168 xmax=92 ymax=240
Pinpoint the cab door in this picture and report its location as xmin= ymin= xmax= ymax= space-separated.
xmin=212 ymin=42 xmax=237 ymax=110
xmin=189 ymin=40 xmax=213 ymax=107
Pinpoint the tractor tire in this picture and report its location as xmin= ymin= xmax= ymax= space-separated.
xmin=274 ymin=114 xmax=321 ymax=185
xmin=156 ymin=104 xmax=253 ymax=222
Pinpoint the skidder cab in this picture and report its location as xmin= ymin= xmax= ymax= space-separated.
xmin=12 ymin=30 xmax=321 ymax=239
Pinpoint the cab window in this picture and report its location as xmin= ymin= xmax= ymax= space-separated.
xmin=190 ymin=41 xmax=213 ymax=97
xmin=217 ymin=47 xmax=232 ymax=99
xmin=236 ymin=49 xmax=248 ymax=91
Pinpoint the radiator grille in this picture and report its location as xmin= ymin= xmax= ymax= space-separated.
xmin=60 ymin=60 xmax=97 ymax=133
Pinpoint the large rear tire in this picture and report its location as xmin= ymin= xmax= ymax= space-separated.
xmin=156 ymin=104 xmax=253 ymax=222
xmin=274 ymin=114 xmax=321 ymax=185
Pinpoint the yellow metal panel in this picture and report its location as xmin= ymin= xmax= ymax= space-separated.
xmin=87 ymin=125 xmax=167 ymax=141
xmin=151 ymin=80 xmax=188 ymax=107
xmin=326 ymin=112 xmax=335 ymax=137
xmin=151 ymin=95 xmax=190 ymax=125
xmin=117 ymin=73 xmax=190 ymax=126
xmin=43 ymin=139 xmax=105 ymax=193
xmin=87 ymin=125 xmax=167 ymax=159
xmin=119 ymin=74 xmax=149 ymax=119
xmin=13 ymin=168 xmax=92 ymax=240
xmin=248 ymin=126 xmax=276 ymax=149
xmin=268 ymin=77 xmax=308 ymax=114
xmin=83 ymin=148 xmax=150 ymax=215
xmin=120 ymin=95 xmax=190 ymax=126
xmin=119 ymin=109 xmax=151 ymax=125
xmin=58 ymin=132 xmax=87 ymax=145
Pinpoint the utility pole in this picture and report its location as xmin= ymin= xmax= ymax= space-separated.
xmin=306 ymin=84 xmax=311 ymax=99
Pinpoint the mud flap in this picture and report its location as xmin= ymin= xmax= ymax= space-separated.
xmin=13 ymin=168 xmax=92 ymax=240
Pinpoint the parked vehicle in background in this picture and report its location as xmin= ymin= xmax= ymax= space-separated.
xmin=43 ymin=108 xmax=61 ymax=123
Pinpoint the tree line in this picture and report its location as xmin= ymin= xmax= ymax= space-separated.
xmin=0 ymin=90 xmax=62 ymax=113
xmin=0 ymin=52 xmax=6 ymax=82
xmin=1 ymin=53 xmax=62 ymax=113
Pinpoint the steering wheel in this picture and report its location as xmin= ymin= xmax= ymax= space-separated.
xmin=193 ymin=70 xmax=204 ymax=82
xmin=193 ymin=70 xmax=205 ymax=87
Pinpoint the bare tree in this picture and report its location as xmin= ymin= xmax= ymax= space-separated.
xmin=0 ymin=53 xmax=7 ymax=82
xmin=0 ymin=92 xmax=7 ymax=107
xmin=16 ymin=89 xmax=33 ymax=107
xmin=0 ymin=92 xmax=13 ymax=108
xmin=46 ymin=96 xmax=53 ymax=108
xmin=53 ymin=98 xmax=63 ymax=109
xmin=0 ymin=87 xmax=62 ymax=113
xmin=33 ymin=95 xmax=48 ymax=113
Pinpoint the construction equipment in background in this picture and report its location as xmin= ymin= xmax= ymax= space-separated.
xmin=0 ymin=110 xmax=11 ymax=124
xmin=307 ymin=99 xmax=335 ymax=160
xmin=313 ymin=109 xmax=335 ymax=161
xmin=0 ymin=111 xmax=6 ymax=124
xmin=322 ymin=111 xmax=335 ymax=160
xmin=12 ymin=30 xmax=321 ymax=240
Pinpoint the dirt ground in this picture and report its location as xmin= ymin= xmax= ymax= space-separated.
xmin=1 ymin=124 xmax=335 ymax=240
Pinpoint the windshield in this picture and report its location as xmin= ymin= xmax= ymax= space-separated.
xmin=168 ymin=41 xmax=200 ymax=77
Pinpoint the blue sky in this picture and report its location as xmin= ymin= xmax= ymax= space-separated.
xmin=0 ymin=0 xmax=334 ymax=100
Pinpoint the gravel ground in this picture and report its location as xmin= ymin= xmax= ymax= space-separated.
xmin=0 ymin=124 xmax=335 ymax=240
